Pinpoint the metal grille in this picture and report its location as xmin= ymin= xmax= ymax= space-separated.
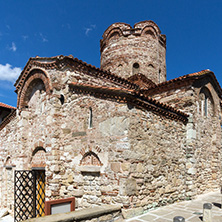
xmin=14 ymin=170 xmax=45 ymax=222
xmin=14 ymin=170 xmax=35 ymax=222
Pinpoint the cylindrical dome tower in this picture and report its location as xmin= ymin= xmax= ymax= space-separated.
xmin=100 ymin=21 xmax=166 ymax=84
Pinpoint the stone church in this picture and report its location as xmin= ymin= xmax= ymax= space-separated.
xmin=0 ymin=21 xmax=221 ymax=220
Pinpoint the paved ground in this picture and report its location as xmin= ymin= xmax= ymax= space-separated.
xmin=126 ymin=191 xmax=222 ymax=222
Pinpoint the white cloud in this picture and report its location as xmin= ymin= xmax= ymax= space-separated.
xmin=9 ymin=42 xmax=17 ymax=52
xmin=0 ymin=64 xmax=22 ymax=82
xmin=84 ymin=24 xmax=96 ymax=36
xmin=40 ymin=33 xmax=48 ymax=42
xmin=22 ymin=35 xmax=29 ymax=41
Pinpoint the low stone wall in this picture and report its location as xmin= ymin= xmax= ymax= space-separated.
xmin=23 ymin=205 xmax=122 ymax=222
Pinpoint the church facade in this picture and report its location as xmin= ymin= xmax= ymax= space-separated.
xmin=0 ymin=21 xmax=221 ymax=220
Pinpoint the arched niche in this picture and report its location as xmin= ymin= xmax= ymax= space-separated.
xmin=4 ymin=156 xmax=15 ymax=169
xmin=80 ymin=151 xmax=102 ymax=166
xmin=141 ymin=26 xmax=157 ymax=38
xmin=79 ymin=151 xmax=102 ymax=173
xmin=199 ymin=87 xmax=215 ymax=117
xmin=31 ymin=147 xmax=46 ymax=169
xmin=18 ymin=69 xmax=51 ymax=109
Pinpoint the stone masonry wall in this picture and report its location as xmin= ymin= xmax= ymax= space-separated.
xmin=152 ymin=80 xmax=222 ymax=197
xmin=1 ymin=65 xmax=221 ymax=217
xmin=100 ymin=22 xmax=166 ymax=84
xmin=0 ymin=67 xmax=188 ymax=214
xmin=45 ymin=91 xmax=187 ymax=211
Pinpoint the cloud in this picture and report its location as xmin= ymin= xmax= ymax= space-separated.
xmin=84 ymin=24 xmax=96 ymax=36
xmin=0 ymin=64 xmax=22 ymax=82
xmin=22 ymin=35 xmax=29 ymax=41
xmin=9 ymin=42 xmax=17 ymax=52
xmin=0 ymin=93 xmax=6 ymax=98
xmin=40 ymin=33 xmax=48 ymax=42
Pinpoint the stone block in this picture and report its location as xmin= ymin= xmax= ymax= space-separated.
xmin=121 ymin=162 xmax=130 ymax=171
xmin=67 ymin=174 xmax=74 ymax=184
xmin=62 ymin=128 xmax=71 ymax=134
xmin=73 ymin=189 xmax=84 ymax=197
xmin=121 ymin=207 xmax=143 ymax=219
xmin=125 ymin=178 xmax=137 ymax=196
xmin=72 ymin=131 xmax=86 ymax=137
xmin=111 ymin=162 xmax=120 ymax=172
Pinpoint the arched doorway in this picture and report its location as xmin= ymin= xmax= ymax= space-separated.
xmin=14 ymin=147 xmax=46 ymax=221
xmin=31 ymin=147 xmax=46 ymax=218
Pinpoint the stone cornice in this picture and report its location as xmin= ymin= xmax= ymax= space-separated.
xmin=69 ymin=82 xmax=188 ymax=123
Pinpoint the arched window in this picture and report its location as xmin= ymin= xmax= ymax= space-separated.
xmin=199 ymin=87 xmax=214 ymax=117
xmin=89 ymin=107 xmax=93 ymax=129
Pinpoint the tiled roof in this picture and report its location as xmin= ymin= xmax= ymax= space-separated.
xmin=15 ymin=55 xmax=139 ymax=93
xmin=127 ymin=73 xmax=156 ymax=89
xmin=141 ymin=70 xmax=222 ymax=97
xmin=0 ymin=102 xmax=16 ymax=110
xmin=69 ymin=82 xmax=188 ymax=123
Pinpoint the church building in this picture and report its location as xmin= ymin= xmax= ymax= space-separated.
xmin=0 ymin=21 xmax=221 ymax=221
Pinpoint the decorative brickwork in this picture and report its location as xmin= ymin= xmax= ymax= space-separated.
xmin=17 ymin=69 xmax=52 ymax=109
xmin=100 ymin=21 xmax=166 ymax=84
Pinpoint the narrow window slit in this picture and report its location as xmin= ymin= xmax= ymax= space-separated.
xmin=89 ymin=107 xmax=93 ymax=128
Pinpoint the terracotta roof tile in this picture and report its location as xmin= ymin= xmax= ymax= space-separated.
xmin=142 ymin=69 xmax=222 ymax=97
xmin=0 ymin=102 xmax=16 ymax=110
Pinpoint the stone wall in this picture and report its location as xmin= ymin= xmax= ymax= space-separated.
xmin=0 ymin=64 xmax=221 ymax=218
xmin=152 ymin=80 xmax=222 ymax=197
xmin=0 ymin=67 xmax=188 ymax=213
xmin=45 ymin=90 xmax=187 ymax=211
xmin=100 ymin=21 xmax=166 ymax=84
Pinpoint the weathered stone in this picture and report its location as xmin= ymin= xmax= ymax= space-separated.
xmin=73 ymin=189 xmax=84 ymax=197
xmin=111 ymin=162 xmax=120 ymax=172
xmin=72 ymin=131 xmax=86 ymax=137
xmin=121 ymin=207 xmax=143 ymax=219
xmin=125 ymin=178 xmax=137 ymax=196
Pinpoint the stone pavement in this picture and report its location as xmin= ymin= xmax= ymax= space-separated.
xmin=126 ymin=191 xmax=222 ymax=222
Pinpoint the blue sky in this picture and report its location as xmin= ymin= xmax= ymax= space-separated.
xmin=0 ymin=0 xmax=222 ymax=107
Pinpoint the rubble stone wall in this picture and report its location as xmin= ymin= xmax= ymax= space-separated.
xmin=152 ymin=80 xmax=222 ymax=197
xmin=0 ymin=67 xmax=188 ymax=213
xmin=0 ymin=67 xmax=221 ymax=216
